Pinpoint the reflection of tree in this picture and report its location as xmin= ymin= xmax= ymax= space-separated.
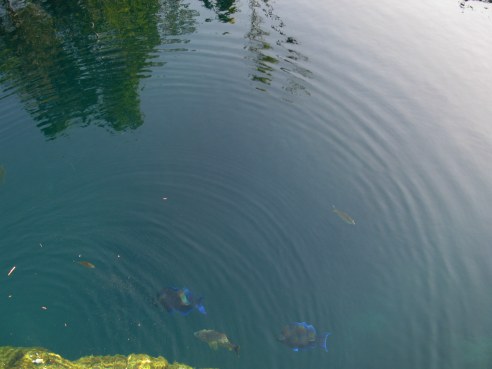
xmin=0 ymin=0 xmax=197 ymax=138
xmin=0 ymin=1 xmax=92 ymax=136
xmin=193 ymin=0 xmax=311 ymax=94
xmin=0 ymin=0 xmax=312 ymax=138
xmin=245 ymin=0 xmax=312 ymax=95
xmin=160 ymin=0 xmax=199 ymax=42
xmin=199 ymin=0 xmax=237 ymax=23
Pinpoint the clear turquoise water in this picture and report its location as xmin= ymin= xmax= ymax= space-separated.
xmin=1 ymin=0 xmax=492 ymax=368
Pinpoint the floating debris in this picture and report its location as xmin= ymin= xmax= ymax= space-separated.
xmin=7 ymin=266 xmax=16 ymax=277
xmin=332 ymin=205 xmax=356 ymax=225
xmin=194 ymin=329 xmax=240 ymax=355
xmin=277 ymin=322 xmax=331 ymax=352
xmin=78 ymin=261 xmax=95 ymax=269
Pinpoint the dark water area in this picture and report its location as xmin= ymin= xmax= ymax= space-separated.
xmin=1 ymin=0 xmax=492 ymax=368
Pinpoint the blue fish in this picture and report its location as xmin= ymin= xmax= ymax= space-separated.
xmin=277 ymin=322 xmax=331 ymax=352
xmin=156 ymin=287 xmax=206 ymax=315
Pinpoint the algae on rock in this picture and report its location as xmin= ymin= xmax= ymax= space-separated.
xmin=0 ymin=346 xmax=194 ymax=369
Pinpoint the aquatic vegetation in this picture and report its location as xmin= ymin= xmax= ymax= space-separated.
xmin=277 ymin=322 xmax=331 ymax=352
xmin=332 ymin=205 xmax=356 ymax=225
xmin=0 ymin=346 xmax=193 ymax=369
xmin=194 ymin=329 xmax=240 ymax=355
xmin=156 ymin=287 xmax=206 ymax=315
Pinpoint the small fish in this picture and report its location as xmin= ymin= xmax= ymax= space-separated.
xmin=277 ymin=322 xmax=331 ymax=352
xmin=332 ymin=205 xmax=356 ymax=225
xmin=194 ymin=329 xmax=240 ymax=355
xmin=0 ymin=165 xmax=5 ymax=183
xmin=78 ymin=261 xmax=96 ymax=269
xmin=156 ymin=286 xmax=206 ymax=315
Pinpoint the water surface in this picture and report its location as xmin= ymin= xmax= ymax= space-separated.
xmin=1 ymin=0 xmax=492 ymax=368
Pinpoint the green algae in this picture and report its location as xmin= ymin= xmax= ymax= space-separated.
xmin=0 ymin=346 xmax=195 ymax=369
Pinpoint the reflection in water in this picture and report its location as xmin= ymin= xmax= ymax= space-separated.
xmin=245 ymin=0 xmax=312 ymax=95
xmin=200 ymin=0 xmax=237 ymax=23
xmin=159 ymin=0 xmax=198 ymax=45
xmin=0 ymin=1 xmax=89 ymax=137
xmin=459 ymin=0 xmax=492 ymax=11
xmin=0 ymin=0 xmax=179 ymax=138
xmin=0 ymin=0 xmax=311 ymax=138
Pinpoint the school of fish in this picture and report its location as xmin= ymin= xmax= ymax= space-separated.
xmin=153 ymin=205 xmax=353 ymax=357
xmin=4 ymin=201 xmax=352 ymax=359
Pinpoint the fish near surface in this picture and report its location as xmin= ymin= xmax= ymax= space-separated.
xmin=194 ymin=329 xmax=240 ymax=355
xmin=332 ymin=205 xmax=356 ymax=224
xmin=78 ymin=261 xmax=95 ymax=268
xmin=156 ymin=287 xmax=206 ymax=315
xmin=277 ymin=322 xmax=331 ymax=352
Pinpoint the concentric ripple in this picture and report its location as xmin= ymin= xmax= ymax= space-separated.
xmin=1 ymin=1 xmax=492 ymax=369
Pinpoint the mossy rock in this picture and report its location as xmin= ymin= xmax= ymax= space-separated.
xmin=0 ymin=346 xmax=194 ymax=369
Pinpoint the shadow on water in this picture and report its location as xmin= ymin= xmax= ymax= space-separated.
xmin=0 ymin=0 xmax=311 ymax=138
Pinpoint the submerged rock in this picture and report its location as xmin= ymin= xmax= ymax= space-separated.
xmin=0 ymin=346 xmax=194 ymax=369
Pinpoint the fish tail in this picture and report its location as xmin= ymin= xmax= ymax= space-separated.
xmin=195 ymin=296 xmax=206 ymax=314
xmin=318 ymin=332 xmax=331 ymax=352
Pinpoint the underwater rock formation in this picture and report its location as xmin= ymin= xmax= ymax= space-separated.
xmin=0 ymin=346 xmax=195 ymax=369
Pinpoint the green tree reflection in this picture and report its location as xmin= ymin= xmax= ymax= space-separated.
xmin=195 ymin=0 xmax=311 ymax=94
xmin=0 ymin=0 xmax=310 ymax=139
xmin=199 ymin=0 xmax=237 ymax=23
xmin=245 ymin=0 xmax=312 ymax=95
xmin=0 ymin=0 xmax=194 ymax=138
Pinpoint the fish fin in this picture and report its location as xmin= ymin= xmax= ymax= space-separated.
xmin=299 ymin=322 xmax=314 ymax=331
xmin=318 ymin=332 xmax=331 ymax=352
xmin=232 ymin=344 xmax=240 ymax=356
xmin=209 ymin=342 xmax=219 ymax=350
xmin=196 ymin=299 xmax=207 ymax=314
